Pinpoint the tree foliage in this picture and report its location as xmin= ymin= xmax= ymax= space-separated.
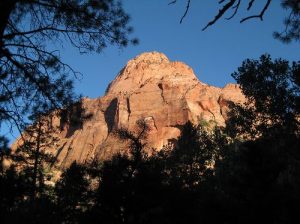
xmin=55 ymin=161 xmax=90 ymax=223
xmin=0 ymin=0 xmax=136 ymax=132
xmin=227 ymin=54 xmax=300 ymax=138
xmin=274 ymin=0 xmax=300 ymax=43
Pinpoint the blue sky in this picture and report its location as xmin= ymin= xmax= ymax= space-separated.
xmin=61 ymin=0 xmax=300 ymax=99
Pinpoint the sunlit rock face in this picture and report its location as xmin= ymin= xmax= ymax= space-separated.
xmin=12 ymin=52 xmax=245 ymax=168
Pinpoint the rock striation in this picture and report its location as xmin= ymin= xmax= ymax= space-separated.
xmin=12 ymin=52 xmax=245 ymax=168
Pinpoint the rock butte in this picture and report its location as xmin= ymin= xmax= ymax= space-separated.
xmin=12 ymin=52 xmax=245 ymax=168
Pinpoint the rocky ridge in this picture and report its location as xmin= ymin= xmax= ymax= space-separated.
xmin=12 ymin=52 xmax=245 ymax=168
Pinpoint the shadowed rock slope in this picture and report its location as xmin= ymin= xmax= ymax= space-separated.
xmin=12 ymin=52 xmax=245 ymax=168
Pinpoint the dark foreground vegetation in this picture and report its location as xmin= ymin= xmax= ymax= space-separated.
xmin=0 ymin=1 xmax=299 ymax=223
xmin=0 ymin=55 xmax=299 ymax=224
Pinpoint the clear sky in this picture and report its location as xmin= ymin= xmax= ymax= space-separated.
xmin=61 ymin=0 xmax=300 ymax=99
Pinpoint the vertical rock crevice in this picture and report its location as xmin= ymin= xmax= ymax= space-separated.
xmin=104 ymin=98 xmax=118 ymax=133
xmin=158 ymin=83 xmax=168 ymax=104
xmin=126 ymin=97 xmax=131 ymax=122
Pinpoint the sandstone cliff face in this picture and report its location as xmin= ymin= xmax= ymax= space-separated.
xmin=12 ymin=52 xmax=245 ymax=168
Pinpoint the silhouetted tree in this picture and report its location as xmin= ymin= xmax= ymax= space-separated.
xmin=212 ymin=54 xmax=300 ymax=223
xmin=168 ymin=122 xmax=216 ymax=189
xmin=0 ymin=136 xmax=9 ymax=174
xmin=0 ymin=0 xmax=137 ymax=133
xmin=12 ymin=113 xmax=58 ymax=201
xmin=274 ymin=0 xmax=300 ymax=43
xmin=55 ymin=161 xmax=90 ymax=223
xmin=227 ymin=54 xmax=300 ymax=138
xmin=0 ymin=166 xmax=25 ymax=221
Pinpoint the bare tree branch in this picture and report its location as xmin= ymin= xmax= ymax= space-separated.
xmin=202 ymin=0 xmax=236 ymax=31
xmin=240 ymin=0 xmax=271 ymax=23
xmin=226 ymin=0 xmax=241 ymax=20
xmin=168 ymin=0 xmax=177 ymax=5
xmin=247 ymin=0 xmax=255 ymax=10
xmin=180 ymin=0 xmax=191 ymax=24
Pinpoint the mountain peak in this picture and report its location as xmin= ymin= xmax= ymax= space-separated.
xmin=105 ymin=52 xmax=198 ymax=95
xmin=130 ymin=51 xmax=169 ymax=64
xmin=12 ymin=53 xmax=245 ymax=168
